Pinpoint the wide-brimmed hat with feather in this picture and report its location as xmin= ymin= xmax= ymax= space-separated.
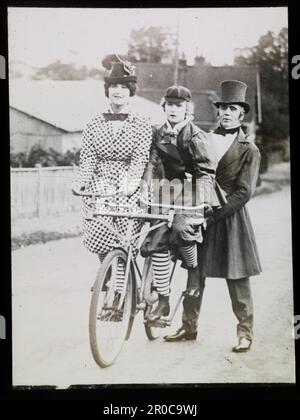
xmin=102 ymin=54 xmax=137 ymax=83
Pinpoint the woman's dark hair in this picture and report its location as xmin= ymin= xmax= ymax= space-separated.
xmin=104 ymin=81 xmax=137 ymax=97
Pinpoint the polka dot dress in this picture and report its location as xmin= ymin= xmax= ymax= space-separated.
xmin=79 ymin=112 xmax=152 ymax=255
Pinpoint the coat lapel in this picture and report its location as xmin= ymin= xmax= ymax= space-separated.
xmin=216 ymin=128 xmax=250 ymax=175
xmin=156 ymin=124 xmax=184 ymax=163
xmin=156 ymin=142 xmax=184 ymax=162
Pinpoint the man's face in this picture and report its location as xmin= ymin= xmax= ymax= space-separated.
xmin=165 ymin=101 xmax=187 ymax=125
xmin=218 ymin=104 xmax=245 ymax=128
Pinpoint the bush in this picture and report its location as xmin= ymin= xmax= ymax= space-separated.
xmin=11 ymin=230 xmax=81 ymax=250
xmin=10 ymin=151 xmax=27 ymax=168
xmin=10 ymin=145 xmax=80 ymax=168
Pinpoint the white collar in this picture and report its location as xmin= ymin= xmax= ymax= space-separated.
xmin=107 ymin=104 xmax=131 ymax=115
xmin=165 ymin=116 xmax=194 ymax=136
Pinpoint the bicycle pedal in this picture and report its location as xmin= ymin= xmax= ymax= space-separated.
xmin=146 ymin=318 xmax=170 ymax=328
xmin=110 ymin=312 xmax=124 ymax=322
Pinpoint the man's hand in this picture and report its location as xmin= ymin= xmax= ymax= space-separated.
xmin=204 ymin=204 xmax=213 ymax=217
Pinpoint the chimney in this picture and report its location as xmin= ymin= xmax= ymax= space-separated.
xmin=179 ymin=58 xmax=187 ymax=67
xmin=194 ymin=56 xmax=205 ymax=66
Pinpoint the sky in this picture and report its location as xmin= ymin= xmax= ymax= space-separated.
xmin=8 ymin=7 xmax=288 ymax=69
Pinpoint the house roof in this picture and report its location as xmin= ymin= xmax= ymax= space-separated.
xmin=9 ymin=80 xmax=166 ymax=132
xmin=135 ymin=64 xmax=259 ymax=123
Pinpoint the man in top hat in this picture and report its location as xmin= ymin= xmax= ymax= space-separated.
xmin=164 ymin=80 xmax=262 ymax=352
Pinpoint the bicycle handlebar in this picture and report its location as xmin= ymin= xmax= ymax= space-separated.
xmin=89 ymin=210 xmax=171 ymax=221
xmin=73 ymin=188 xmax=205 ymax=212
xmin=72 ymin=187 xmax=118 ymax=198
xmin=139 ymin=197 xmax=205 ymax=212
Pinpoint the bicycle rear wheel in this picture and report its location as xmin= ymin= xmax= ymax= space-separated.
xmin=89 ymin=249 xmax=135 ymax=368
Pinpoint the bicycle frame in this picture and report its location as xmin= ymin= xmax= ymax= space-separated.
xmin=85 ymin=211 xmax=172 ymax=312
xmin=73 ymin=188 xmax=205 ymax=317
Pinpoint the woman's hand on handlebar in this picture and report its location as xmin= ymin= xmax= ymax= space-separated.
xmin=119 ymin=182 xmax=137 ymax=198
xmin=72 ymin=182 xmax=88 ymax=195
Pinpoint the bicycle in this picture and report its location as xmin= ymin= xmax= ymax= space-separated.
xmin=72 ymin=188 xmax=205 ymax=368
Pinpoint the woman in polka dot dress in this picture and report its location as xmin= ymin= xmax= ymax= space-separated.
xmin=78 ymin=55 xmax=152 ymax=262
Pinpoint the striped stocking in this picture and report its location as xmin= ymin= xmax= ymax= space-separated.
xmin=151 ymin=252 xmax=171 ymax=296
xmin=115 ymin=259 xmax=126 ymax=293
xmin=179 ymin=244 xmax=198 ymax=268
xmin=97 ymin=253 xmax=125 ymax=294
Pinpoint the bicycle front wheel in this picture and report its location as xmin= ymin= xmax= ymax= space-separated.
xmin=89 ymin=249 xmax=134 ymax=368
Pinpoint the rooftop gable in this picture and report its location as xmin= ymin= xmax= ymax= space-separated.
xmin=9 ymin=80 xmax=166 ymax=132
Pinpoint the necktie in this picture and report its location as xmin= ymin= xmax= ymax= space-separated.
xmin=163 ymin=133 xmax=177 ymax=146
xmin=103 ymin=113 xmax=129 ymax=121
xmin=214 ymin=125 xmax=240 ymax=136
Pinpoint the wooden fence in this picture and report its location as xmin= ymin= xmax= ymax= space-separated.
xmin=11 ymin=166 xmax=82 ymax=219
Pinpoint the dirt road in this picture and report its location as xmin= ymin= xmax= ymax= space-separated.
xmin=11 ymin=186 xmax=295 ymax=387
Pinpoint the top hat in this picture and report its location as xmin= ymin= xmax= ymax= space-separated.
xmin=102 ymin=54 xmax=137 ymax=84
xmin=164 ymin=85 xmax=192 ymax=103
xmin=214 ymin=80 xmax=250 ymax=114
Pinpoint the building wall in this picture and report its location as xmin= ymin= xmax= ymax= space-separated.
xmin=135 ymin=63 xmax=259 ymax=125
xmin=10 ymin=108 xmax=66 ymax=153
xmin=186 ymin=66 xmax=257 ymax=123
xmin=135 ymin=64 xmax=175 ymax=90
xmin=192 ymin=92 xmax=219 ymax=129
xmin=61 ymin=132 xmax=82 ymax=153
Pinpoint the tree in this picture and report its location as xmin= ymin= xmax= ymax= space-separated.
xmin=32 ymin=60 xmax=104 ymax=80
xmin=234 ymin=28 xmax=289 ymax=145
xmin=127 ymin=26 xmax=173 ymax=63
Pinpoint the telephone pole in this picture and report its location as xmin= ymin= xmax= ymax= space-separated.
xmin=173 ymin=20 xmax=180 ymax=85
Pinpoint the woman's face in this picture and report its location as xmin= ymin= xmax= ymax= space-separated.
xmin=165 ymin=101 xmax=187 ymax=125
xmin=108 ymin=84 xmax=130 ymax=109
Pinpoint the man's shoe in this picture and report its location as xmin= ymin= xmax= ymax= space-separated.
xmin=164 ymin=327 xmax=197 ymax=342
xmin=232 ymin=337 xmax=252 ymax=352
xmin=148 ymin=295 xmax=170 ymax=322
